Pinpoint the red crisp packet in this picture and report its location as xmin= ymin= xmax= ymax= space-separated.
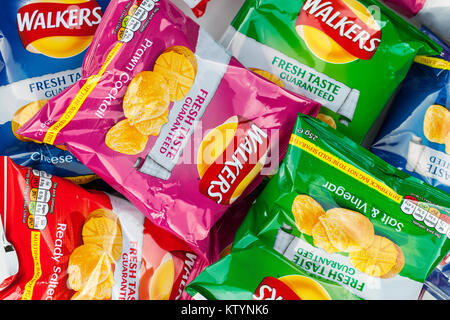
xmin=0 ymin=156 xmax=203 ymax=300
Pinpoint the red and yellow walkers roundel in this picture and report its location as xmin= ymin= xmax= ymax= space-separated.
xmin=296 ymin=0 xmax=381 ymax=64
xmin=252 ymin=276 xmax=331 ymax=300
xmin=16 ymin=0 xmax=103 ymax=58
xmin=197 ymin=116 xmax=270 ymax=205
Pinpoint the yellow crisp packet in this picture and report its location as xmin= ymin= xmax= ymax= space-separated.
xmin=105 ymin=119 xmax=148 ymax=155
xmin=292 ymin=194 xmax=325 ymax=236
xmin=67 ymin=243 xmax=112 ymax=292
xmin=82 ymin=208 xmax=123 ymax=262
xmin=349 ymin=235 xmax=404 ymax=278
xmin=122 ymin=71 xmax=170 ymax=125
xmin=249 ymin=67 xmax=284 ymax=87
xmin=134 ymin=109 xmax=169 ymax=136
xmin=423 ymin=104 xmax=450 ymax=143
xmin=153 ymin=46 xmax=197 ymax=102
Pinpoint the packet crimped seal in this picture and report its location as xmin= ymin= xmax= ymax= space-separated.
xmin=186 ymin=115 xmax=450 ymax=300
xmin=371 ymin=27 xmax=450 ymax=194
xmin=219 ymin=0 xmax=442 ymax=145
xmin=0 ymin=0 xmax=112 ymax=182
xmin=17 ymin=0 xmax=320 ymax=271
xmin=381 ymin=0 xmax=450 ymax=45
xmin=0 ymin=156 xmax=201 ymax=300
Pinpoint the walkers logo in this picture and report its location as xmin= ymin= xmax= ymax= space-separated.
xmin=252 ymin=276 xmax=331 ymax=300
xmin=296 ymin=0 xmax=381 ymax=64
xmin=252 ymin=277 xmax=301 ymax=300
xmin=17 ymin=0 xmax=103 ymax=58
xmin=198 ymin=116 xmax=270 ymax=205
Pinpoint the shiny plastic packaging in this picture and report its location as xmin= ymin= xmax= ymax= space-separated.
xmin=183 ymin=0 xmax=210 ymax=17
xmin=421 ymin=254 xmax=450 ymax=300
xmin=0 ymin=0 xmax=112 ymax=182
xmin=17 ymin=0 xmax=320 ymax=270
xmin=212 ymin=178 xmax=269 ymax=259
xmin=371 ymin=28 xmax=450 ymax=194
xmin=0 ymin=156 xmax=201 ymax=300
xmin=382 ymin=0 xmax=450 ymax=44
xmin=220 ymin=0 xmax=442 ymax=144
xmin=186 ymin=115 xmax=450 ymax=300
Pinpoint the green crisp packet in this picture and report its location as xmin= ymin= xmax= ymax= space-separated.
xmin=220 ymin=0 xmax=442 ymax=144
xmin=186 ymin=115 xmax=450 ymax=300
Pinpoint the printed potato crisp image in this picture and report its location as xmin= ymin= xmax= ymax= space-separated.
xmin=67 ymin=243 xmax=113 ymax=293
xmin=423 ymin=105 xmax=450 ymax=144
xmin=133 ymin=109 xmax=169 ymax=136
xmin=291 ymin=194 xmax=325 ymax=236
xmin=153 ymin=46 xmax=198 ymax=101
xmin=249 ymin=68 xmax=285 ymax=88
xmin=315 ymin=208 xmax=375 ymax=253
xmin=106 ymin=46 xmax=197 ymax=155
xmin=186 ymin=115 xmax=450 ymax=300
xmin=105 ymin=119 xmax=149 ymax=155
xmin=11 ymin=100 xmax=48 ymax=143
xmin=82 ymin=209 xmax=123 ymax=262
xmin=349 ymin=235 xmax=405 ymax=278
xmin=122 ymin=71 xmax=171 ymax=126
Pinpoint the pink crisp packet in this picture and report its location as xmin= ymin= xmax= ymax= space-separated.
xmin=17 ymin=0 xmax=320 ymax=291
xmin=382 ymin=0 xmax=426 ymax=17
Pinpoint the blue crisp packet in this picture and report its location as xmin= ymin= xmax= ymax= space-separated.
xmin=0 ymin=0 xmax=111 ymax=181
xmin=371 ymin=27 xmax=450 ymax=194
xmin=421 ymin=254 xmax=450 ymax=300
